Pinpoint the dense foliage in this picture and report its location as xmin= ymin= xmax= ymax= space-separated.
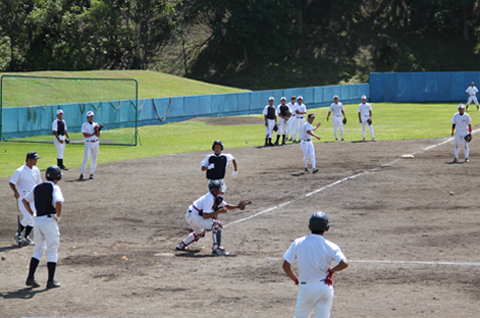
xmin=1 ymin=0 xmax=479 ymax=88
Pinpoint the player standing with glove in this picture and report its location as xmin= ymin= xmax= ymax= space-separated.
xmin=52 ymin=109 xmax=70 ymax=170
xmin=451 ymin=104 xmax=472 ymax=163
xmin=79 ymin=111 xmax=102 ymax=180
xmin=201 ymin=140 xmax=238 ymax=194
xmin=283 ymin=211 xmax=348 ymax=318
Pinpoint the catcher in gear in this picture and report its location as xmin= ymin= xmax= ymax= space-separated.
xmin=326 ymin=95 xmax=347 ymax=141
xmin=451 ymin=104 xmax=472 ymax=163
xmin=175 ymin=180 xmax=251 ymax=256
xmin=79 ymin=111 xmax=101 ymax=180
xmin=52 ymin=109 xmax=70 ymax=170
xmin=283 ymin=211 xmax=348 ymax=317
xmin=357 ymin=95 xmax=376 ymax=141
xmin=201 ymin=140 xmax=238 ymax=194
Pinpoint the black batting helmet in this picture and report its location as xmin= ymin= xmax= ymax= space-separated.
xmin=309 ymin=211 xmax=329 ymax=232
xmin=212 ymin=140 xmax=224 ymax=151
xmin=46 ymin=165 xmax=62 ymax=181
xmin=208 ymin=180 xmax=222 ymax=193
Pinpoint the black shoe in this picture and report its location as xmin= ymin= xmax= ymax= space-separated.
xmin=304 ymin=168 xmax=311 ymax=173
xmin=453 ymin=158 xmax=458 ymax=163
xmin=312 ymin=168 xmax=319 ymax=174
xmin=465 ymin=158 xmax=469 ymax=163
xmin=79 ymin=174 xmax=84 ymax=181
xmin=274 ymin=142 xmax=279 ymax=146
xmin=46 ymin=280 xmax=61 ymax=289
xmin=89 ymin=174 xmax=94 ymax=179
xmin=61 ymin=165 xmax=68 ymax=171
xmin=26 ymin=277 xmax=40 ymax=288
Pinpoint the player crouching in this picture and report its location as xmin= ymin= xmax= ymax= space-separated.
xmin=175 ymin=180 xmax=251 ymax=256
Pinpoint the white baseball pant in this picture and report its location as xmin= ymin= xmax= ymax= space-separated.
xmin=293 ymin=116 xmax=305 ymax=141
xmin=332 ymin=116 xmax=344 ymax=140
xmin=360 ymin=117 xmax=375 ymax=139
xmin=18 ymin=193 xmax=36 ymax=227
xmin=80 ymin=141 xmax=99 ymax=175
xmin=287 ymin=115 xmax=296 ymax=138
xmin=301 ymin=140 xmax=316 ymax=169
xmin=454 ymin=130 xmax=469 ymax=159
xmin=33 ymin=215 xmax=60 ymax=263
xmin=295 ymin=281 xmax=334 ymax=318
xmin=183 ymin=208 xmax=221 ymax=248
xmin=265 ymin=119 xmax=275 ymax=138
xmin=53 ymin=135 xmax=66 ymax=159
xmin=466 ymin=96 xmax=479 ymax=107
xmin=277 ymin=118 xmax=288 ymax=135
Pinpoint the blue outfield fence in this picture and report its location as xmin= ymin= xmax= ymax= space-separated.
xmin=370 ymin=71 xmax=480 ymax=103
xmin=1 ymin=83 xmax=369 ymax=140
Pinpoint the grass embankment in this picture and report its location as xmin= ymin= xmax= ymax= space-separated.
xmin=1 ymin=102 xmax=473 ymax=178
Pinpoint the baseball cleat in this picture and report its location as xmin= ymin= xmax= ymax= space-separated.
xmin=312 ymin=168 xmax=319 ymax=174
xmin=372 ymin=138 xmax=376 ymax=142
xmin=465 ymin=158 xmax=469 ymax=163
xmin=26 ymin=277 xmax=41 ymax=288
xmin=175 ymin=243 xmax=188 ymax=251
xmin=89 ymin=174 xmax=94 ymax=179
xmin=304 ymin=168 xmax=311 ymax=173
xmin=14 ymin=233 xmax=23 ymax=247
xmin=23 ymin=236 xmax=34 ymax=246
xmin=46 ymin=280 xmax=61 ymax=289
xmin=363 ymin=138 xmax=366 ymax=141
xmin=78 ymin=174 xmax=84 ymax=181
xmin=335 ymin=138 xmax=338 ymax=141
xmin=212 ymin=247 xmax=230 ymax=256
xmin=341 ymin=138 xmax=345 ymax=142
xmin=453 ymin=158 xmax=458 ymax=163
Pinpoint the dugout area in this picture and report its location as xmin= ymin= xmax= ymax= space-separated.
xmin=1 ymin=135 xmax=479 ymax=317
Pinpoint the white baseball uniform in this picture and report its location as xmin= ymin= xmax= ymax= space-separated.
xmin=80 ymin=121 xmax=100 ymax=175
xmin=299 ymin=121 xmax=316 ymax=170
xmin=263 ymin=104 xmax=277 ymax=138
xmin=329 ymin=102 xmax=345 ymax=140
xmin=287 ymin=102 xmax=298 ymax=140
xmin=10 ymin=164 xmax=42 ymax=227
xmin=276 ymin=103 xmax=291 ymax=136
xmin=52 ymin=118 xmax=68 ymax=160
xmin=24 ymin=181 xmax=64 ymax=263
xmin=451 ymin=112 xmax=472 ymax=159
xmin=294 ymin=103 xmax=307 ymax=141
xmin=466 ymin=85 xmax=479 ymax=108
xmin=357 ymin=102 xmax=375 ymax=139
xmin=283 ymin=234 xmax=347 ymax=318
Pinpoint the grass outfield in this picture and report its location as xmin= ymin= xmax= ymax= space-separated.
xmin=1 ymin=102 xmax=474 ymax=178
xmin=0 ymin=70 xmax=249 ymax=107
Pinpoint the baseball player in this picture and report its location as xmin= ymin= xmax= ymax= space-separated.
xmin=23 ymin=165 xmax=64 ymax=289
xmin=263 ymin=97 xmax=277 ymax=146
xmin=451 ymin=104 xmax=472 ymax=163
xmin=300 ymin=114 xmax=321 ymax=174
xmin=283 ymin=211 xmax=348 ymax=318
xmin=9 ymin=151 xmax=42 ymax=246
xmin=79 ymin=111 xmax=100 ymax=180
xmin=52 ymin=109 xmax=70 ymax=170
xmin=201 ymin=140 xmax=238 ymax=194
xmin=286 ymin=96 xmax=298 ymax=141
xmin=276 ymin=97 xmax=291 ymax=145
xmin=292 ymin=96 xmax=307 ymax=143
xmin=326 ymin=95 xmax=347 ymax=141
xmin=465 ymin=82 xmax=479 ymax=111
xmin=357 ymin=95 xmax=376 ymax=142
xmin=175 ymin=180 xmax=244 ymax=256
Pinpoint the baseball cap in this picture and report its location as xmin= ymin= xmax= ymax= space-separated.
xmin=26 ymin=151 xmax=41 ymax=160
xmin=268 ymin=97 xmax=274 ymax=101
xmin=291 ymin=96 xmax=296 ymax=99
xmin=56 ymin=109 xmax=63 ymax=115
xmin=86 ymin=111 xmax=94 ymax=117
xmin=361 ymin=95 xmax=367 ymax=99
xmin=458 ymin=104 xmax=465 ymax=109
xmin=281 ymin=97 xmax=286 ymax=101
xmin=298 ymin=96 xmax=303 ymax=100
xmin=333 ymin=95 xmax=339 ymax=100
xmin=308 ymin=113 xmax=315 ymax=119
xmin=472 ymin=82 xmax=475 ymax=85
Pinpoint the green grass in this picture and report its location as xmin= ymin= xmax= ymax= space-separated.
xmin=0 ymin=70 xmax=249 ymax=107
xmin=1 ymin=102 xmax=474 ymax=178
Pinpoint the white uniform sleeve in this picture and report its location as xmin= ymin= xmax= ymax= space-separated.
xmin=52 ymin=185 xmax=64 ymax=204
xmin=203 ymin=195 xmax=215 ymax=213
xmin=357 ymin=104 xmax=362 ymax=112
xmin=331 ymin=246 xmax=346 ymax=263
xmin=34 ymin=167 xmax=42 ymax=184
xmin=23 ymin=187 xmax=35 ymax=203
xmin=283 ymin=240 xmax=297 ymax=264
xmin=451 ymin=114 xmax=457 ymax=125
xmin=52 ymin=119 xmax=57 ymax=132
xmin=262 ymin=106 xmax=268 ymax=116
xmin=9 ymin=169 xmax=20 ymax=185
xmin=467 ymin=114 xmax=472 ymax=125
xmin=329 ymin=104 xmax=334 ymax=112
xmin=340 ymin=103 xmax=344 ymax=111
xmin=200 ymin=155 xmax=210 ymax=167
xmin=64 ymin=120 xmax=68 ymax=131
xmin=224 ymin=153 xmax=235 ymax=162
xmin=81 ymin=122 xmax=88 ymax=134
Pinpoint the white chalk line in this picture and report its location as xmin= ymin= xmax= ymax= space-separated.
xmin=226 ymin=130 xmax=480 ymax=229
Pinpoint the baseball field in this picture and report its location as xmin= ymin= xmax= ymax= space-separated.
xmin=1 ymin=111 xmax=480 ymax=317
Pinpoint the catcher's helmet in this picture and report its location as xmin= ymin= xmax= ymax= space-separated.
xmin=309 ymin=211 xmax=329 ymax=232
xmin=212 ymin=140 xmax=224 ymax=151
xmin=208 ymin=180 xmax=222 ymax=193
xmin=46 ymin=165 xmax=62 ymax=181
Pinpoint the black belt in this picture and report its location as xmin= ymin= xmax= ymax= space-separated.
xmin=86 ymin=139 xmax=98 ymax=142
xmin=37 ymin=214 xmax=54 ymax=218
xmin=297 ymin=116 xmax=304 ymax=119
xmin=302 ymin=139 xmax=311 ymax=142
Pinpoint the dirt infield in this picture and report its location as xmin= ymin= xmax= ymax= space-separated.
xmin=1 ymin=136 xmax=480 ymax=318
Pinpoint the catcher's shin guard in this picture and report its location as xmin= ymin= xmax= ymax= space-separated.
xmin=176 ymin=230 xmax=205 ymax=250
xmin=211 ymin=220 xmax=223 ymax=249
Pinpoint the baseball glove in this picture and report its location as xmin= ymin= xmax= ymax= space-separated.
xmin=65 ymin=138 xmax=70 ymax=144
xmin=465 ymin=133 xmax=472 ymax=142
xmin=286 ymin=110 xmax=292 ymax=118
xmin=237 ymin=199 xmax=252 ymax=210
xmin=342 ymin=118 xmax=347 ymax=125
xmin=95 ymin=123 xmax=104 ymax=131
xmin=367 ymin=118 xmax=372 ymax=125
xmin=273 ymin=124 xmax=278 ymax=132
